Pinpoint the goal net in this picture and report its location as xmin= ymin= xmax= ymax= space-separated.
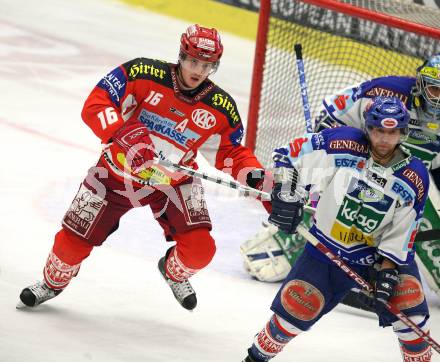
xmin=246 ymin=0 xmax=440 ymax=167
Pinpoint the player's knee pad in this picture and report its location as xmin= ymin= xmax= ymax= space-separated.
xmin=383 ymin=273 xmax=429 ymax=328
xmin=391 ymin=274 xmax=426 ymax=311
xmin=249 ymin=313 xmax=302 ymax=361
xmin=173 ymin=228 xmax=216 ymax=270
xmin=54 ymin=229 xmax=94 ymax=265
xmin=44 ymin=229 xmax=94 ymax=290
xmin=278 ymin=279 xmax=325 ymax=328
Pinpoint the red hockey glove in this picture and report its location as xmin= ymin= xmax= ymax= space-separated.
xmin=246 ymin=169 xmax=273 ymax=213
xmin=112 ymin=118 xmax=156 ymax=172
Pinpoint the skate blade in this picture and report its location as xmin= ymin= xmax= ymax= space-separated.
xmin=16 ymin=300 xmax=28 ymax=309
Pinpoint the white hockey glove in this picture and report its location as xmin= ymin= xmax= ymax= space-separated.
xmin=240 ymin=221 xmax=292 ymax=282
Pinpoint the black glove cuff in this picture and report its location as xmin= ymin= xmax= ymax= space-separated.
xmin=375 ymin=268 xmax=399 ymax=300
xmin=272 ymin=183 xmax=303 ymax=204
xmin=273 ymin=167 xmax=299 ymax=190
xmin=377 ymin=268 xmax=399 ymax=284
xmin=246 ymin=169 xmax=265 ymax=189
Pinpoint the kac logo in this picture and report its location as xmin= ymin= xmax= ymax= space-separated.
xmin=191 ymin=108 xmax=216 ymax=129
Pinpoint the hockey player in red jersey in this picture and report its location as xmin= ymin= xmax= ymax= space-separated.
xmin=17 ymin=24 xmax=270 ymax=311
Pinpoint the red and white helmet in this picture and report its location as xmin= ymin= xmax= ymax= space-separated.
xmin=180 ymin=24 xmax=223 ymax=63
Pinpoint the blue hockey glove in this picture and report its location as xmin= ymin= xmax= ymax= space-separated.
xmin=268 ymin=182 xmax=304 ymax=234
xmin=374 ymin=268 xmax=399 ymax=324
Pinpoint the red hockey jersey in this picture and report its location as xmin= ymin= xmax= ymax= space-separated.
xmin=81 ymin=57 xmax=262 ymax=185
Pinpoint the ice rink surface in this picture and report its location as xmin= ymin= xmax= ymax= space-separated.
xmin=0 ymin=1 xmax=439 ymax=361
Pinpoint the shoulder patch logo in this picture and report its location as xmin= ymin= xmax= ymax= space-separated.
xmin=365 ymin=87 xmax=408 ymax=104
xmin=289 ymin=137 xmax=308 ymax=157
xmin=191 ymin=108 xmax=216 ymax=129
xmin=128 ymin=60 xmax=167 ymax=80
xmin=401 ymin=168 xmax=425 ymax=202
xmin=211 ymin=93 xmax=241 ymax=127
xmin=334 ymin=94 xmax=350 ymax=110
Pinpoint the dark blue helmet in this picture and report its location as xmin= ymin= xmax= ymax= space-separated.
xmin=363 ymin=96 xmax=409 ymax=130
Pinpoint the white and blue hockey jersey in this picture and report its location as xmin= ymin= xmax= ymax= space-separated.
xmin=273 ymin=126 xmax=429 ymax=266
xmin=317 ymin=76 xmax=440 ymax=180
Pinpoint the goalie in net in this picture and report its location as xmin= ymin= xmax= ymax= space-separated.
xmin=241 ymin=53 xmax=440 ymax=306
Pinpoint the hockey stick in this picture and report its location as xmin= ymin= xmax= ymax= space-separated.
xmin=294 ymin=44 xmax=313 ymax=133
xmin=296 ymin=224 xmax=440 ymax=354
xmin=101 ymin=147 xmax=271 ymax=200
xmin=105 ymin=144 xmax=439 ymax=238
xmin=102 ymin=149 xmax=324 ymax=213
xmin=154 ymin=158 xmax=271 ymax=200
xmin=414 ymin=228 xmax=440 ymax=242
xmin=104 ymin=148 xmax=440 ymax=242
xmin=154 ymin=159 xmax=321 ymax=215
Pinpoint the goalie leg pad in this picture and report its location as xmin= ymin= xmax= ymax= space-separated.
xmin=240 ymin=223 xmax=292 ymax=282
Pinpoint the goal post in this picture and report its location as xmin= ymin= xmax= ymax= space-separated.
xmin=246 ymin=0 xmax=440 ymax=167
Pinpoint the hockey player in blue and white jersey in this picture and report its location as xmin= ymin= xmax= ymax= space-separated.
xmin=241 ymin=53 xmax=440 ymax=298
xmin=316 ymin=54 xmax=440 ymax=181
xmin=242 ymin=97 xmax=433 ymax=362
xmin=315 ymin=54 xmax=440 ymax=304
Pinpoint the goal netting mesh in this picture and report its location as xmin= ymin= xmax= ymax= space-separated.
xmin=250 ymin=0 xmax=440 ymax=167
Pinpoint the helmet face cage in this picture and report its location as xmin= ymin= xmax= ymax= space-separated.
xmin=179 ymin=24 xmax=223 ymax=67
xmin=363 ymin=96 xmax=410 ymax=143
xmin=415 ymin=54 xmax=440 ymax=133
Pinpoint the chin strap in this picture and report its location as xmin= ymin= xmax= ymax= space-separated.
xmin=369 ymin=147 xmax=398 ymax=166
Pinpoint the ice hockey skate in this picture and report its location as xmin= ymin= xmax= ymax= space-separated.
xmin=158 ymin=256 xmax=197 ymax=311
xmin=16 ymin=281 xmax=62 ymax=309
xmin=242 ymin=349 xmax=258 ymax=362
